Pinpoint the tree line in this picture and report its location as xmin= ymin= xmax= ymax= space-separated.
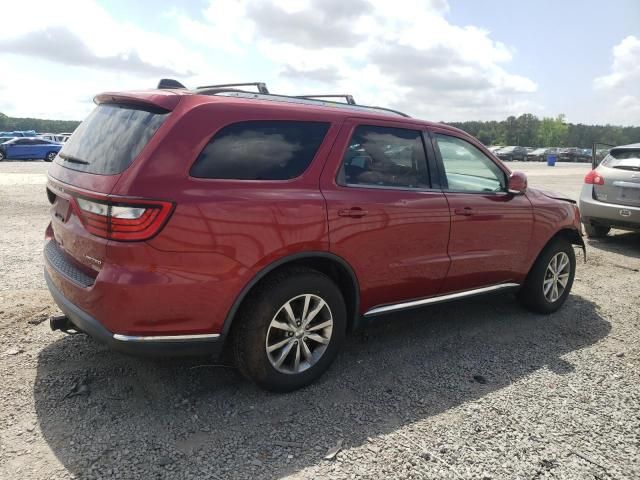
xmin=446 ymin=114 xmax=640 ymax=148
xmin=0 ymin=112 xmax=80 ymax=134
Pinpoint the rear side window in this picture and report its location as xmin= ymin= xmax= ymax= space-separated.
xmin=337 ymin=125 xmax=429 ymax=189
xmin=190 ymin=121 xmax=329 ymax=180
xmin=55 ymin=104 xmax=168 ymax=175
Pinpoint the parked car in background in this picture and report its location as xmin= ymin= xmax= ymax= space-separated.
xmin=559 ymin=147 xmax=590 ymax=162
xmin=43 ymin=80 xmax=585 ymax=391
xmin=496 ymin=146 xmax=528 ymax=161
xmin=38 ymin=133 xmax=58 ymax=142
xmin=487 ymin=145 xmax=503 ymax=153
xmin=526 ymin=147 xmax=559 ymax=162
xmin=0 ymin=130 xmax=37 ymax=137
xmin=0 ymin=137 xmax=62 ymax=161
xmin=580 ymin=143 xmax=640 ymax=237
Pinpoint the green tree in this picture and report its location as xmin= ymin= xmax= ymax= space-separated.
xmin=537 ymin=115 xmax=569 ymax=147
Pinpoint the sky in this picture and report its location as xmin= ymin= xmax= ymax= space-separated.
xmin=0 ymin=0 xmax=638 ymax=125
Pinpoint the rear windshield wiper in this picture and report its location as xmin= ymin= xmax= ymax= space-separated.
xmin=59 ymin=153 xmax=90 ymax=165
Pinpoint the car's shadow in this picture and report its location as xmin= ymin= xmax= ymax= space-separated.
xmin=34 ymin=294 xmax=609 ymax=479
xmin=587 ymin=230 xmax=640 ymax=260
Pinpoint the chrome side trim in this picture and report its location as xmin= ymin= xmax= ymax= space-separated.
xmin=364 ymin=283 xmax=520 ymax=317
xmin=113 ymin=333 xmax=220 ymax=342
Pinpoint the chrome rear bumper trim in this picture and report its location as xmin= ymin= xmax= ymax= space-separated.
xmin=364 ymin=283 xmax=520 ymax=317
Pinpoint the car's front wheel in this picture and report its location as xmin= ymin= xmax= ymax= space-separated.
xmin=233 ymin=267 xmax=346 ymax=392
xmin=584 ymin=223 xmax=610 ymax=238
xmin=517 ymin=238 xmax=576 ymax=314
xmin=45 ymin=151 xmax=57 ymax=162
xmin=0 ymin=151 xmax=5 ymax=161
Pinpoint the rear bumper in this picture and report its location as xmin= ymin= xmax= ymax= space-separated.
xmin=44 ymin=268 xmax=224 ymax=357
xmin=579 ymin=185 xmax=640 ymax=230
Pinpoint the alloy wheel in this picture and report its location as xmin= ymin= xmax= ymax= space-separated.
xmin=265 ymin=294 xmax=333 ymax=374
xmin=543 ymin=252 xmax=571 ymax=302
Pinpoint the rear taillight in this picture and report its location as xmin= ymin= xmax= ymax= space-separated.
xmin=584 ymin=170 xmax=605 ymax=185
xmin=74 ymin=196 xmax=174 ymax=241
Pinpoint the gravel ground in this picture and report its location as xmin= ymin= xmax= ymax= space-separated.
xmin=0 ymin=160 xmax=638 ymax=480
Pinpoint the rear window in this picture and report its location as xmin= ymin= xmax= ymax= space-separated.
xmin=602 ymin=150 xmax=640 ymax=170
xmin=55 ymin=104 xmax=168 ymax=175
xmin=190 ymin=120 xmax=330 ymax=180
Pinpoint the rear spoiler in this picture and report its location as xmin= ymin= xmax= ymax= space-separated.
xmin=94 ymin=91 xmax=182 ymax=112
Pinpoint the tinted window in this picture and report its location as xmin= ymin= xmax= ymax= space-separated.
xmin=435 ymin=134 xmax=506 ymax=192
xmin=337 ymin=125 xmax=429 ymax=189
xmin=15 ymin=139 xmax=30 ymax=145
xmin=55 ymin=104 xmax=168 ymax=175
xmin=191 ymin=121 xmax=329 ymax=180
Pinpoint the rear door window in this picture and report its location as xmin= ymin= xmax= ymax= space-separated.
xmin=337 ymin=125 xmax=430 ymax=189
xmin=55 ymin=104 xmax=168 ymax=175
xmin=191 ymin=121 xmax=330 ymax=180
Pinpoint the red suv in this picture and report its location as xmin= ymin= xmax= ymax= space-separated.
xmin=44 ymin=81 xmax=585 ymax=391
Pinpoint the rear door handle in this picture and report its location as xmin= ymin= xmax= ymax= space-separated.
xmin=454 ymin=207 xmax=474 ymax=216
xmin=338 ymin=207 xmax=368 ymax=218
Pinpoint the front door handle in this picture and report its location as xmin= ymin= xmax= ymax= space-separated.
xmin=454 ymin=207 xmax=474 ymax=216
xmin=338 ymin=207 xmax=368 ymax=218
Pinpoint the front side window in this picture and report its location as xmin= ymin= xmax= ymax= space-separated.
xmin=191 ymin=120 xmax=330 ymax=180
xmin=338 ymin=125 xmax=429 ymax=189
xmin=434 ymin=134 xmax=506 ymax=193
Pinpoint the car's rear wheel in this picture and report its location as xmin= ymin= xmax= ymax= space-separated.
xmin=584 ymin=223 xmax=610 ymax=238
xmin=0 ymin=151 xmax=5 ymax=161
xmin=517 ymin=238 xmax=576 ymax=314
xmin=45 ymin=151 xmax=57 ymax=162
xmin=232 ymin=267 xmax=346 ymax=392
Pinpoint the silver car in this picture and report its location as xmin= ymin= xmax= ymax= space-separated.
xmin=579 ymin=143 xmax=640 ymax=237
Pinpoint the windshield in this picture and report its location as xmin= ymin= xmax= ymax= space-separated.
xmin=55 ymin=103 xmax=168 ymax=175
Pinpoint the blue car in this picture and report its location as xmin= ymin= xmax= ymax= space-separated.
xmin=0 ymin=137 xmax=62 ymax=162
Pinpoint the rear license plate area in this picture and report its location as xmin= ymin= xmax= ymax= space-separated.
xmin=53 ymin=196 xmax=71 ymax=222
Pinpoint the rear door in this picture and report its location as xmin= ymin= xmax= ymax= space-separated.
xmin=320 ymin=118 xmax=451 ymax=313
xmin=429 ymin=128 xmax=533 ymax=292
xmin=31 ymin=139 xmax=47 ymax=159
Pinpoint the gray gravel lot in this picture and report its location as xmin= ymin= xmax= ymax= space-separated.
xmin=0 ymin=160 xmax=639 ymax=479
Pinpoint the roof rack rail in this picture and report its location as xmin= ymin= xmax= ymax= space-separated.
xmin=206 ymin=91 xmax=411 ymax=118
xmin=295 ymin=94 xmax=356 ymax=105
xmin=195 ymin=82 xmax=269 ymax=94
xmin=159 ymin=79 xmax=410 ymax=118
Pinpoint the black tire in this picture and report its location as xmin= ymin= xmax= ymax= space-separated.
xmin=517 ymin=238 xmax=576 ymax=314
xmin=584 ymin=223 xmax=610 ymax=238
xmin=0 ymin=151 xmax=4 ymax=161
xmin=232 ymin=267 xmax=347 ymax=392
xmin=45 ymin=151 xmax=57 ymax=162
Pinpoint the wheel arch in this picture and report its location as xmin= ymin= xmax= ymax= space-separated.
xmin=532 ymin=227 xmax=586 ymax=270
xmin=221 ymin=252 xmax=361 ymax=339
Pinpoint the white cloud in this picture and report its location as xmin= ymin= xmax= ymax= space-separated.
xmin=177 ymin=0 xmax=539 ymax=121
xmin=0 ymin=0 xmax=209 ymax=119
xmin=593 ymin=36 xmax=640 ymax=125
xmin=0 ymin=0 xmax=539 ymax=122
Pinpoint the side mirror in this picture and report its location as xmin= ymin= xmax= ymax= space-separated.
xmin=508 ymin=171 xmax=528 ymax=195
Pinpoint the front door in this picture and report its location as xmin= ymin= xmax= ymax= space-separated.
xmin=320 ymin=119 xmax=451 ymax=313
xmin=429 ymin=129 xmax=533 ymax=292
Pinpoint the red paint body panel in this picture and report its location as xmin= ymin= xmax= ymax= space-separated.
xmin=43 ymin=88 xmax=583 ymax=343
